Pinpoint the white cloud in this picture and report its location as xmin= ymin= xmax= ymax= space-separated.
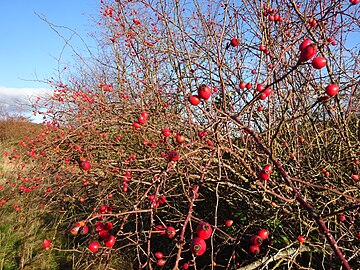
xmin=0 ymin=86 xmax=51 ymax=98
xmin=0 ymin=86 xmax=52 ymax=120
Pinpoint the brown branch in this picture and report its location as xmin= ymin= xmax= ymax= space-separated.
xmin=237 ymin=244 xmax=321 ymax=270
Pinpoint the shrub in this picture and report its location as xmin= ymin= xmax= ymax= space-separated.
xmin=1 ymin=0 xmax=359 ymax=269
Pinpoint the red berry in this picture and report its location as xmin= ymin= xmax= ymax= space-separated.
xmin=138 ymin=116 xmax=147 ymax=124
xmin=356 ymin=232 xmax=360 ymax=239
xmin=42 ymin=239 xmax=51 ymax=249
xmin=239 ymin=82 xmax=246 ymax=89
xmin=251 ymin=235 xmax=263 ymax=246
xmin=299 ymin=44 xmax=317 ymax=62
xmin=162 ymin=128 xmax=171 ymax=137
xmin=230 ymin=38 xmax=240 ymax=47
xmin=256 ymin=84 xmax=265 ymax=92
xmin=297 ymin=235 xmax=305 ymax=243
xmin=325 ymin=84 xmax=339 ymax=97
xmin=157 ymin=259 xmax=166 ymax=266
xmin=176 ymin=134 xmax=185 ymax=143
xmin=133 ymin=122 xmax=141 ymax=129
xmin=190 ymin=237 xmax=207 ymax=256
xmin=155 ymin=252 xmax=164 ymax=259
xmin=337 ymin=214 xmax=346 ymax=222
xmin=104 ymin=222 xmax=113 ymax=230
xmin=262 ymin=87 xmax=272 ymax=97
xmin=105 ymin=235 xmax=116 ymax=248
xmin=263 ymin=165 xmax=273 ymax=174
xmin=311 ymin=57 xmax=327 ymax=69
xmin=80 ymin=161 xmax=91 ymax=171
xmin=189 ymin=95 xmax=201 ymax=105
xmin=249 ymin=245 xmax=260 ymax=255
xmin=79 ymin=225 xmax=89 ymax=235
xmin=299 ymin=39 xmax=312 ymax=51
xmin=98 ymin=230 xmax=110 ymax=240
xmin=88 ymin=241 xmax=100 ymax=253
xmin=350 ymin=0 xmax=360 ymax=5
xmin=259 ymin=93 xmax=267 ymax=100
xmin=141 ymin=111 xmax=149 ymax=119
xmin=258 ymin=170 xmax=270 ymax=180
xmin=257 ymin=229 xmax=269 ymax=240
xmin=197 ymin=84 xmax=212 ymax=100
xmin=165 ymin=226 xmax=176 ymax=238
xmin=225 ymin=220 xmax=233 ymax=227
xmin=168 ymin=150 xmax=179 ymax=162
xmin=196 ymin=222 xmax=213 ymax=240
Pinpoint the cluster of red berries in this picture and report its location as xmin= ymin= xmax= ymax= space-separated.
xmin=155 ymin=251 xmax=166 ymax=266
xmin=94 ymin=221 xmax=116 ymax=248
xmin=133 ymin=111 xmax=149 ymax=129
xmin=147 ymin=194 xmax=166 ymax=209
xmin=256 ymin=83 xmax=273 ymax=100
xmin=70 ymin=220 xmax=89 ymax=236
xmin=249 ymin=229 xmax=269 ymax=255
xmin=189 ymin=84 xmax=212 ymax=106
xmin=263 ymin=7 xmax=283 ymax=23
xmin=190 ymin=222 xmax=212 ymax=256
xmin=122 ymin=170 xmax=131 ymax=192
xmin=298 ymin=39 xmax=340 ymax=97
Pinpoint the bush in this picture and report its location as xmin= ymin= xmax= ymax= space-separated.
xmin=1 ymin=0 xmax=359 ymax=269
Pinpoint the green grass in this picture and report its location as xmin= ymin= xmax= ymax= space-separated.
xmin=0 ymin=201 xmax=61 ymax=270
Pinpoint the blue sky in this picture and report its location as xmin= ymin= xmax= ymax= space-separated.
xmin=0 ymin=1 xmax=99 ymax=118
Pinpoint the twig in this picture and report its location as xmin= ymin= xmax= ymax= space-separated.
xmin=237 ymin=245 xmax=316 ymax=270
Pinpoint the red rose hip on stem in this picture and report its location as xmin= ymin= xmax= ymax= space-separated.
xmin=197 ymin=84 xmax=212 ymax=100
xmin=251 ymin=235 xmax=263 ymax=245
xmin=168 ymin=150 xmax=179 ymax=162
xmin=196 ymin=222 xmax=213 ymax=239
xmin=263 ymin=165 xmax=273 ymax=174
xmin=249 ymin=245 xmax=260 ymax=255
xmin=88 ymin=241 xmax=100 ymax=252
xmin=257 ymin=229 xmax=269 ymax=240
xmin=165 ymin=226 xmax=176 ymax=238
xmin=80 ymin=161 xmax=91 ymax=171
xmin=299 ymin=39 xmax=312 ymax=51
xmin=105 ymin=235 xmax=116 ymax=248
xmin=230 ymin=38 xmax=240 ymax=47
xmin=311 ymin=57 xmax=327 ymax=69
xmin=162 ymin=128 xmax=171 ymax=137
xmin=299 ymin=44 xmax=317 ymax=62
xmin=258 ymin=170 xmax=270 ymax=180
xmin=157 ymin=259 xmax=166 ymax=266
xmin=189 ymin=95 xmax=201 ymax=105
xmin=42 ymin=239 xmax=51 ymax=250
xmin=225 ymin=219 xmax=233 ymax=227
xmin=297 ymin=235 xmax=305 ymax=243
xmin=325 ymin=84 xmax=339 ymax=97
xmin=190 ymin=237 xmax=207 ymax=256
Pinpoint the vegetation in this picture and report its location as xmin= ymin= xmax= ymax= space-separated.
xmin=1 ymin=0 xmax=359 ymax=269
